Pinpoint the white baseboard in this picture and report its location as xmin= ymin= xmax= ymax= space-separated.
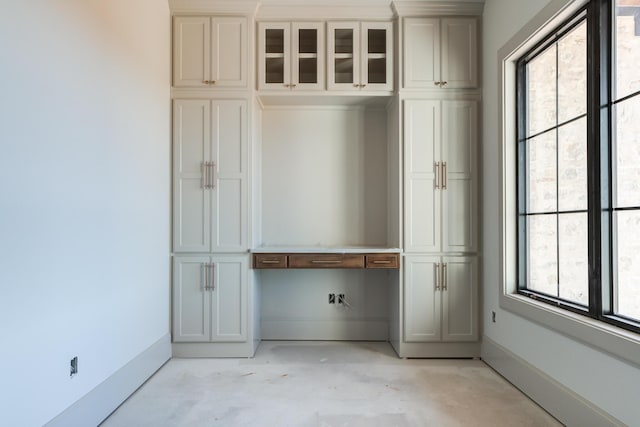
xmin=482 ymin=336 xmax=622 ymax=427
xmin=46 ymin=333 xmax=171 ymax=427
xmin=261 ymin=319 xmax=388 ymax=341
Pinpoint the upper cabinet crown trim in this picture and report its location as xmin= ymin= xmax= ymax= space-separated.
xmin=392 ymin=1 xmax=484 ymax=17
xmin=169 ymin=0 xmax=260 ymax=14
xmin=256 ymin=5 xmax=394 ymax=20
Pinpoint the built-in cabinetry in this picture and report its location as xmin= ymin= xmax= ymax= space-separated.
xmin=404 ymin=99 xmax=477 ymax=254
xmin=404 ymin=256 xmax=477 ymax=342
xmin=258 ymin=22 xmax=324 ymax=90
xmin=172 ymin=99 xmax=248 ymax=253
xmin=327 ymin=21 xmax=393 ymax=91
xmin=173 ymin=255 xmax=248 ymax=343
xmin=170 ymin=1 xmax=482 ymax=359
xmin=173 ymin=16 xmax=247 ymax=88
xmin=403 ymin=17 xmax=477 ymax=89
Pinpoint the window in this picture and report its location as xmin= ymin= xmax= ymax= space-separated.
xmin=516 ymin=0 xmax=640 ymax=334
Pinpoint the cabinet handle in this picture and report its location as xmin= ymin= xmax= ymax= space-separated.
xmin=353 ymin=84 xmax=359 ymax=88
xmin=208 ymin=161 xmax=216 ymax=190
xmin=360 ymin=84 xmax=366 ymax=88
xmin=260 ymin=260 xmax=281 ymax=264
xmin=435 ymin=162 xmax=440 ymax=189
xmin=209 ymin=263 xmax=215 ymax=291
xmin=291 ymin=84 xmax=297 ymax=88
xmin=203 ymin=80 xmax=210 ymax=84
xmin=201 ymin=263 xmax=207 ymax=290
xmin=373 ymin=260 xmax=392 ymax=264
xmin=434 ymin=81 xmax=441 ymax=87
xmin=210 ymin=80 xmax=216 ymax=85
xmin=311 ymin=260 xmax=342 ymax=264
xmin=435 ymin=263 xmax=441 ymax=291
xmin=442 ymin=162 xmax=447 ymax=190
xmin=203 ymin=161 xmax=209 ymax=189
xmin=443 ymin=263 xmax=448 ymax=291
xmin=441 ymin=81 xmax=448 ymax=87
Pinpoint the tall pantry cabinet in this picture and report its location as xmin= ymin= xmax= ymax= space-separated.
xmin=171 ymin=10 xmax=258 ymax=357
xmin=395 ymin=6 xmax=481 ymax=357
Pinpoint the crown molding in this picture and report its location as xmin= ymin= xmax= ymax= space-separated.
xmin=169 ymin=0 xmax=260 ymax=14
xmin=392 ymin=1 xmax=484 ymax=17
xmin=256 ymin=1 xmax=394 ymax=20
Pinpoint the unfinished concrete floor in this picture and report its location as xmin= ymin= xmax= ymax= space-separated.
xmin=101 ymin=341 xmax=561 ymax=427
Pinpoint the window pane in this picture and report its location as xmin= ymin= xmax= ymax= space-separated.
xmin=558 ymin=20 xmax=587 ymax=123
xmin=527 ymin=130 xmax=557 ymax=213
xmin=527 ymin=45 xmax=557 ymax=136
xmin=558 ymin=213 xmax=588 ymax=305
xmin=614 ymin=95 xmax=640 ymax=208
xmin=615 ymin=210 xmax=640 ymax=321
xmin=528 ymin=214 xmax=558 ymax=297
xmin=614 ymin=2 xmax=640 ymax=100
xmin=558 ymin=118 xmax=588 ymax=211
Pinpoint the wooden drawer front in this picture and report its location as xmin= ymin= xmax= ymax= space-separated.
xmin=366 ymin=254 xmax=399 ymax=269
xmin=289 ymin=254 xmax=365 ymax=269
xmin=254 ymin=254 xmax=287 ymax=269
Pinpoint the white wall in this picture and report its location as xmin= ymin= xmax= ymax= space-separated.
xmin=0 ymin=1 xmax=170 ymax=426
xmin=482 ymin=0 xmax=640 ymax=424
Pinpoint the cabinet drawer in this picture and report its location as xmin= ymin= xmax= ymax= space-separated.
xmin=366 ymin=253 xmax=399 ymax=269
xmin=253 ymin=254 xmax=288 ymax=269
xmin=289 ymin=254 xmax=365 ymax=269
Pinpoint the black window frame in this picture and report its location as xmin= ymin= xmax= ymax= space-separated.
xmin=516 ymin=0 xmax=640 ymax=335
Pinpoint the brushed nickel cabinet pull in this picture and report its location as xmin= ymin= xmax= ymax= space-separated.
xmin=442 ymin=162 xmax=447 ymax=190
xmin=208 ymin=162 xmax=216 ymax=190
xmin=210 ymin=80 xmax=216 ymax=85
xmin=261 ymin=260 xmax=281 ymax=264
xmin=201 ymin=263 xmax=207 ymax=290
xmin=203 ymin=161 xmax=209 ymax=189
xmin=311 ymin=260 xmax=342 ymax=264
xmin=434 ymin=81 xmax=440 ymax=87
xmin=443 ymin=263 xmax=448 ymax=291
xmin=441 ymin=81 xmax=448 ymax=87
xmin=435 ymin=263 xmax=441 ymax=291
xmin=203 ymin=80 xmax=210 ymax=84
xmin=373 ymin=260 xmax=392 ymax=264
xmin=435 ymin=162 xmax=441 ymax=189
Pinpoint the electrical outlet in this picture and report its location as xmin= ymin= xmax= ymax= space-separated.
xmin=70 ymin=356 xmax=78 ymax=378
xmin=328 ymin=293 xmax=335 ymax=304
xmin=492 ymin=311 xmax=496 ymax=323
xmin=338 ymin=294 xmax=345 ymax=304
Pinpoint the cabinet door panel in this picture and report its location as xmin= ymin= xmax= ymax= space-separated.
xmin=403 ymin=18 xmax=439 ymax=89
xmin=292 ymin=23 xmax=324 ymax=90
xmin=404 ymin=256 xmax=441 ymax=342
xmin=211 ymin=256 xmax=247 ymax=342
xmin=173 ymin=256 xmax=211 ymax=342
xmin=441 ymin=18 xmax=477 ymax=88
xmin=211 ymin=100 xmax=247 ymax=252
xmin=442 ymin=257 xmax=477 ymax=341
xmin=361 ymin=22 xmax=393 ymax=91
xmin=442 ymin=101 xmax=477 ymax=252
xmin=258 ymin=23 xmax=290 ymax=90
xmin=328 ymin=22 xmax=360 ymax=90
xmin=173 ymin=17 xmax=210 ymax=87
xmin=173 ymin=100 xmax=211 ymax=253
xmin=213 ymin=17 xmax=247 ymax=87
xmin=404 ymin=100 xmax=441 ymax=252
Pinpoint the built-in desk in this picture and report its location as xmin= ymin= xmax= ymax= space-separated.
xmin=251 ymin=248 xmax=401 ymax=269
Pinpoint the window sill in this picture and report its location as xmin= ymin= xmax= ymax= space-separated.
xmin=500 ymin=292 xmax=640 ymax=367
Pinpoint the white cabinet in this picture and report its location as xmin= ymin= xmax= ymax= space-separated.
xmin=404 ymin=99 xmax=477 ymax=253
xmin=404 ymin=255 xmax=477 ymax=342
xmin=327 ymin=21 xmax=393 ymax=91
xmin=173 ymin=255 xmax=248 ymax=343
xmin=403 ymin=17 xmax=477 ymax=89
xmin=173 ymin=16 xmax=247 ymax=88
xmin=258 ymin=22 xmax=324 ymax=91
xmin=173 ymin=99 xmax=248 ymax=253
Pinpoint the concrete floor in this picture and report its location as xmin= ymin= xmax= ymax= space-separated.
xmin=101 ymin=341 xmax=562 ymax=427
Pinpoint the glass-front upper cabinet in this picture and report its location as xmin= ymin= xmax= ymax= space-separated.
xmin=327 ymin=21 xmax=393 ymax=91
xmin=258 ymin=22 xmax=324 ymax=91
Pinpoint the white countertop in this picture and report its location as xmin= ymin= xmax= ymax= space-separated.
xmin=251 ymin=246 xmax=402 ymax=254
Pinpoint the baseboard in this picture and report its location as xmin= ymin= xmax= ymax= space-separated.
xmin=261 ymin=319 xmax=388 ymax=341
xmin=482 ymin=336 xmax=623 ymax=427
xmin=45 ymin=333 xmax=171 ymax=427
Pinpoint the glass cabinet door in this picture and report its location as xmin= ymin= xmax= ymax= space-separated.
xmin=361 ymin=22 xmax=393 ymax=90
xmin=292 ymin=23 xmax=324 ymax=90
xmin=328 ymin=22 xmax=360 ymax=90
xmin=259 ymin=23 xmax=290 ymax=90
